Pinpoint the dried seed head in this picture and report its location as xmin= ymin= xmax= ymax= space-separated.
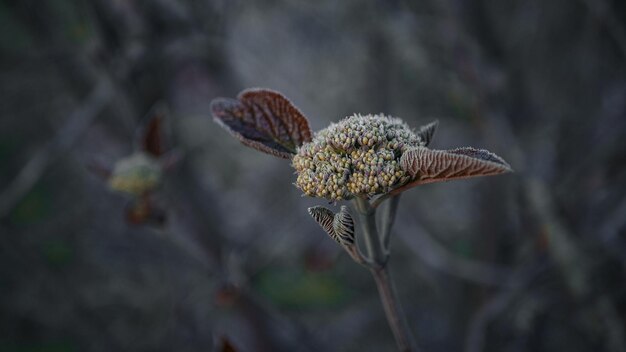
xmin=293 ymin=114 xmax=429 ymax=200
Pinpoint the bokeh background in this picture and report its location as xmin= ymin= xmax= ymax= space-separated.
xmin=1 ymin=1 xmax=625 ymax=351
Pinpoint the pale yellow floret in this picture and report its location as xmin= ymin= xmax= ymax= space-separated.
xmin=292 ymin=113 xmax=424 ymax=201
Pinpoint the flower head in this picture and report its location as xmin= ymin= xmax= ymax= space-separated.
xmin=109 ymin=152 xmax=162 ymax=196
xmin=212 ymin=89 xmax=511 ymax=202
xmin=292 ymin=114 xmax=426 ymax=200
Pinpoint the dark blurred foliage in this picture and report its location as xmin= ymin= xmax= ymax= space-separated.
xmin=1 ymin=0 xmax=625 ymax=351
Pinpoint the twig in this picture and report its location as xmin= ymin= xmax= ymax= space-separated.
xmin=400 ymin=216 xmax=514 ymax=287
xmin=380 ymin=195 xmax=401 ymax=254
xmin=170 ymin=158 xmax=325 ymax=351
xmin=526 ymin=178 xmax=626 ymax=352
xmin=370 ymin=266 xmax=416 ymax=352
xmin=580 ymin=0 xmax=626 ymax=59
xmin=352 ymin=197 xmax=417 ymax=351
xmin=354 ymin=198 xmax=386 ymax=267
xmin=464 ymin=263 xmax=545 ymax=352
xmin=464 ymin=285 xmax=516 ymax=352
xmin=344 ymin=243 xmax=374 ymax=267
xmin=0 ymin=79 xmax=114 ymax=218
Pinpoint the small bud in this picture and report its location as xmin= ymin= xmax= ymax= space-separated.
xmin=333 ymin=206 xmax=355 ymax=246
xmin=109 ymin=152 xmax=162 ymax=196
xmin=308 ymin=206 xmax=335 ymax=239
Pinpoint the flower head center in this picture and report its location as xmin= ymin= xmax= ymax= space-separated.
xmin=292 ymin=114 xmax=422 ymax=200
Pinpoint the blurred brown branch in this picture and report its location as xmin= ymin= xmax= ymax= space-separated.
xmin=0 ymin=79 xmax=113 ymax=218
xmin=400 ymin=216 xmax=515 ymax=287
xmin=464 ymin=263 xmax=546 ymax=352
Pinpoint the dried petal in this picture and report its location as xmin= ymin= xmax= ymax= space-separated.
xmin=211 ymin=88 xmax=313 ymax=158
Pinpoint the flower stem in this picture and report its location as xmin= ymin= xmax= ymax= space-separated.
xmin=353 ymin=197 xmax=417 ymax=351
xmin=371 ymin=266 xmax=415 ymax=352
xmin=380 ymin=195 xmax=401 ymax=253
xmin=354 ymin=197 xmax=386 ymax=266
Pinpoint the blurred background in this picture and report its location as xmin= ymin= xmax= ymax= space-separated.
xmin=1 ymin=0 xmax=625 ymax=351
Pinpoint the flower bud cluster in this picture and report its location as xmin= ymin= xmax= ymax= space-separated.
xmin=109 ymin=153 xmax=162 ymax=196
xmin=292 ymin=114 xmax=421 ymax=200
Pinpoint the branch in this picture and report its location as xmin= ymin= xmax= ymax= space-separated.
xmin=464 ymin=263 xmax=545 ymax=352
xmin=580 ymin=0 xmax=626 ymax=59
xmin=370 ymin=266 xmax=417 ymax=352
xmin=380 ymin=194 xmax=400 ymax=254
xmin=352 ymin=197 xmax=417 ymax=351
xmin=0 ymin=79 xmax=114 ymax=218
xmin=400 ymin=216 xmax=514 ymax=287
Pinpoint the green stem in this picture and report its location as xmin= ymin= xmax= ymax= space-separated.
xmin=352 ymin=197 xmax=417 ymax=351
xmin=380 ymin=195 xmax=401 ymax=254
xmin=354 ymin=197 xmax=385 ymax=266
xmin=371 ymin=266 xmax=415 ymax=352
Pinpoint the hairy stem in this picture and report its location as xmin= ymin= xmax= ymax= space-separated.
xmin=353 ymin=197 xmax=417 ymax=351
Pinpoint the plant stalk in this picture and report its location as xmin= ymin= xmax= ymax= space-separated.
xmin=353 ymin=197 xmax=417 ymax=352
xmin=354 ymin=197 xmax=386 ymax=266
xmin=371 ymin=266 xmax=415 ymax=352
xmin=380 ymin=195 xmax=401 ymax=253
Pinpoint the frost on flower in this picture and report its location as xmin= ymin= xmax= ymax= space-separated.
xmin=211 ymin=89 xmax=511 ymax=202
xmin=292 ymin=114 xmax=427 ymax=201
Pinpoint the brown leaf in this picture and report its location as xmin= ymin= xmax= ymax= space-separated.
xmin=211 ymin=88 xmax=313 ymax=158
xmin=398 ymin=146 xmax=511 ymax=192
xmin=417 ymin=120 xmax=438 ymax=147
xmin=143 ymin=115 xmax=164 ymax=156
xmin=447 ymin=147 xmax=510 ymax=166
xmin=138 ymin=105 xmax=168 ymax=157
